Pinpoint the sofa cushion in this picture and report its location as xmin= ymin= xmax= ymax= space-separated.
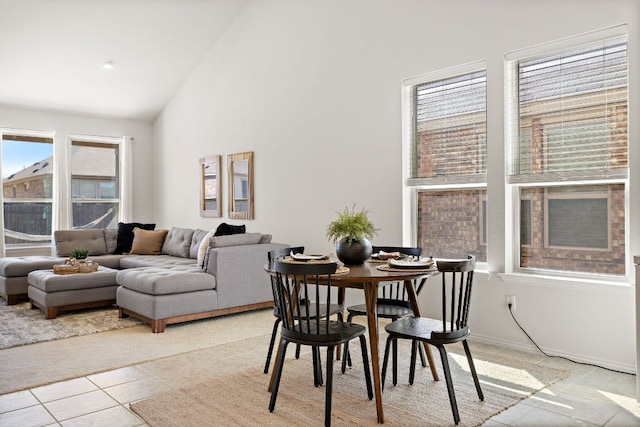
xmin=214 ymin=222 xmax=245 ymax=236
xmin=260 ymin=234 xmax=273 ymax=244
xmin=104 ymin=229 xmax=118 ymax=254
xmin=119 ymin=255 xmax=197 ymax=269
xmin=114 ymin=222 xmax=156 ymax=254
xmin=116 ymin=267 xmax=216 ymax=295
xmin=209 ymin=232 xmax=263 ymax=248
xmin=129 ymin=228 xmax=168 ymax=255
xmin=54 ymin=229 xmax=107 ymax=257
xmin=162 ymin=227 xmax=194 ymax=258
xmin=190 ymin=229 xmax=208 ymax=259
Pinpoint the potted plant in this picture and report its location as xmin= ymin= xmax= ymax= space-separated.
xmin=326 ymin=205 xmax=379 ymax=265
xmin=69 ymin=247 xmax=90 ymax=260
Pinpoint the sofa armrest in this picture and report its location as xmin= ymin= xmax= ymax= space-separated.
xmin=205 ymin=243 xmax=288 ymax=309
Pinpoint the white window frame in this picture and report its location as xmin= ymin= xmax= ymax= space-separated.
xmin=67 ymin=135 xmax=124 ymax=230
xmin=0 ymin=129 xmax=133 ymax=256
xmin=401 ymin=60 xmax=488 ymax=269
xmin=504 ymin=25 xmax=629 ymax=282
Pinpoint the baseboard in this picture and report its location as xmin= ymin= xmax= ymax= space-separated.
xmin=470 ymin=333 xmax=636 ymax=374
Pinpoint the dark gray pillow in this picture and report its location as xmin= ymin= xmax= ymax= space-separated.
xmin=214 ymin=223 xmax=246 ymax=236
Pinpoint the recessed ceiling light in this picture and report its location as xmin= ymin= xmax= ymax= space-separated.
xmin=103 ymin=61 xmax=115 ymax=70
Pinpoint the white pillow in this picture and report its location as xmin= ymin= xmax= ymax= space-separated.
xmin=197 ymin=229 xmax=217 ymax=268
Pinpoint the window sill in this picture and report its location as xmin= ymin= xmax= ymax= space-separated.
xmin=497 ymin=272 xmax=633 ymax=294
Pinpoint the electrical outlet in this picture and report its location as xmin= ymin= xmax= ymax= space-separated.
xmin=506 ymin=295 xmax=516 ymax=311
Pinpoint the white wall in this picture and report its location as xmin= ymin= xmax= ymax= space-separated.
xmin=0 ymin=105 xmax=155 ymax=222
xmin=153 ymin=0 xmax=639 ymax=371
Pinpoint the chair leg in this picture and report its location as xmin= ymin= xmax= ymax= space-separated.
xmin=463 ymin=339 xmax=484 ymax=401
xmin=325 ymin=346 xmax=335 ymax=427
xmin=409 ymin=340 xmax=418 ymax=385
xmin=269 ymin=340 xmax=290 ymax=413
xmin=342 ymin=313 xmax=354 ymax=374
xmin=381 ymin=335 xmax=393 ymax=390
xmin=295 ymin=344 xmax=301 ymax=359
xmin=436 ymin=345 xmax=460 ymax=425
xmin=341 ymin=342 xmax=349 ymax=374
xmin=358 ymin=335 xmax=373 ymax=400
xmin=418 ymin=342 xmax=427 ymax=367
xmin=264 ymin=318 xmax=281 ymax=374
xmin=392 ymin=336 xmax=398 ymax=386
xmin=313 ymin=346 xmax=323 ymax=387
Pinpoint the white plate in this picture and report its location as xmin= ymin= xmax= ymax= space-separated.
xmin=388 ymin=258 xmax=434 ymax=269
xmin=290 ymin=252 xmax=328 ymax=261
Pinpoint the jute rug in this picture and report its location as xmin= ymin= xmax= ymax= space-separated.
xmin=0 ymin=301 xmax=142 ymax=349
xmin=131 ymin=339 xmax=570 ymax=426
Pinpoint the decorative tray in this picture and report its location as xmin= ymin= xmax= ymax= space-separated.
xmin=53 ymin=260 xmax=99 ymax=275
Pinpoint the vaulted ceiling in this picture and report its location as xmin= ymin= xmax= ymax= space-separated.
xmin=0 ymin=0 xmax=247 ymax=121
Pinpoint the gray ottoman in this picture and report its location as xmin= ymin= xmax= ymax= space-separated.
xmin=0 ymin=256 xmax=64 ymax=304
xmin=28 ymin=266 xmax=119 ymax=319
xmin=116 ymin=267 xmax=217 ymax=333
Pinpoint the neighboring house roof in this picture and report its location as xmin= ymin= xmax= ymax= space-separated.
xmin=3 ymin=145 xmax=115 ymax=185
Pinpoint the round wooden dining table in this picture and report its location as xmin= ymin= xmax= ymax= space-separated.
xmin=265 ymin=259 xmax=439 ymax=424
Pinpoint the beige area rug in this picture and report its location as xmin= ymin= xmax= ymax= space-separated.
xmin=0 ymin=301 xmax=143 ymax=349
xmin=131 ymin=339 xmax=570 ymax=427
xmin=0 ymin=308 xmax=277 ymax=395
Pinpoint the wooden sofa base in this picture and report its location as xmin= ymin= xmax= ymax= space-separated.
xmin=3 ymin=293 xmax=28 ymax=305
xmin=31 ymin=298 xmax=116 ymax=319
xmin=118 ymin=301 xmax=274 ymax=333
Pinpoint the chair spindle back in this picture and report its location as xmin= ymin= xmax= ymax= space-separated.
xmin=268 ymin=247 xmax=304 ymax=317
xmin=274 ymin=261 xmax=338 ymax=337
xmin=434 ymin=255 xmax=476 ymax=338
xmin=373 ymin=246 xmax=422 ymax=302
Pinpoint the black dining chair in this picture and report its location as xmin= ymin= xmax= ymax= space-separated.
xmin=341 ymin=246 xmax=432 ymax=378
xmin=269 ymin=260 xmax=373 ymax=427
xmin=264 ymin=247 xmax=344 ymax=375
xmin=381 ymin=255 xmax=483 ymax=425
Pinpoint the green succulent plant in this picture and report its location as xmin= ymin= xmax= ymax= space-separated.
xmin=70 ymin=247 xmax=90 ymax=259
xmin=326 ymin=205 xmax=379 ymax=245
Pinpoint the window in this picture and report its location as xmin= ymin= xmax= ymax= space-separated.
xmin=507 ymin=31 xmax=627 ymax=276
xmin=404 ymin=65 xmax=487 ymax=261
xmin=1 ymin=133 xmax=54 ymax=247
xmin=0 ymin=129 xmax=132 ymax=255
xmin=71 ymin=141 xmax=119 ymax=229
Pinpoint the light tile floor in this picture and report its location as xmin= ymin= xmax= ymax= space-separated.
xmin=0 ymin=343 xmax=638 ymax=426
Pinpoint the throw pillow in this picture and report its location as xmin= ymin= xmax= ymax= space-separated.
xmin=114 ymin=222 xmax=156 ymax=254
xmin=197 ymin=229 xmax=217 ymax=268
xmin=129 ymin=228 xmax=168 ymax=255
xmin=213 ymin=222 xmax=246 ymax=237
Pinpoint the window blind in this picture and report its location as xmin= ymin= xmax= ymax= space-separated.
xmin=509 ymin=37 xmax=628 ymax=183
xmin=408 ymin=70 xmax=486 ymax=186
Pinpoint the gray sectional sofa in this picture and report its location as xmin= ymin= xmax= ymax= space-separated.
xmin=0 ymin=226 xmax=287 ymax=332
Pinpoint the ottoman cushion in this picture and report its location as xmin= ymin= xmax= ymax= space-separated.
xmin=116 ymin=267 xmax=216 ymax=296
xmin=0 ymin=256 xmax=64 ymax=277
xmin=28 ymin=267 xmax=118 ymax=293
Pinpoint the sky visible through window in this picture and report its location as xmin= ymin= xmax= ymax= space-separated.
xmin=2 ymin=140 xmax=52 ymax=178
